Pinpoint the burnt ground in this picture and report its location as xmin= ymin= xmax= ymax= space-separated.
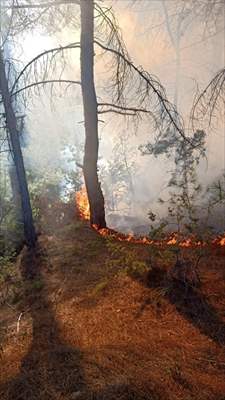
xmin=0 ymin=202 xmax=225 ymax=400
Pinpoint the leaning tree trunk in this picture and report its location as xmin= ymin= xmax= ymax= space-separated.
xmin=0 ymin=50 xmax=36 ymax=248
xmin=80 ymin=0 xmax=106 ymax=229
xmin=9 ymin=162 xmax=23 ymax=224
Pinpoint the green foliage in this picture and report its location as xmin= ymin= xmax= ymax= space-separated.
xmin=31 ymin=279 xmax=44 ymax=291
xmin=0 ymin=253 xmax=15 ymax=277
xmin=141 ymin=121 xmax=221 ymax=239
xmin=149 ymin=220 xmax=168 ymax=240
xmin=127 ymin=259 xmax=149 ymax=279
xmin=100 ymin=134 xmax=136 ymax=212
xmin=148 ymin=246 xmax=174 ymax=267
xmin=0 ymin=160 xmax=24 ymax=255
xmin=148 ymin=171 xmax=225 ymax=241
xmin=60 ymin=142 xmax=83 ymax=199
xmin=26 ymin=169 xmax=61 ymax=217
xmin=0 ymin=254 xmax=23 ymax=305
xmin=148 ymin=162 xmax=225 ymax=241
xmin=106 ymin=239 xmax=149 ymax=279
xmin=92 ymin=279 xmax=109 ymax=296
xmin=206 ymin=173 xmax=225 ymax=214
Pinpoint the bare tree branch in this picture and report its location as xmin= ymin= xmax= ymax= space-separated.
xmin=3 ymin=0 xmax=80 ymax=9
xmin=10 ymin=79 xmax=81 ymax=97
xmin=3 ymin=0 xmax=80 ymax=38
xmin=10 ymin=42 xmax=80 ymax=95
xmin=97 ymin=103 xmax=160 ymax=122
xmin=94 ymin=39 xmax=196 ymax=147
xmin=98 ymin=109 xmax=137 ymax=117
xmin=191 ymin=68 xmax=225 ymax=129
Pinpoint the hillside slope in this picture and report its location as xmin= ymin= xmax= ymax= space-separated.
xmin=0 ymin=203 xmax=225 ymax=400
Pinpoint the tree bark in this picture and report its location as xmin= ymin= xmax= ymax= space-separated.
xmin=80 ymin=0 xmax=106 ymax=228
xmin=0 ymin=50 xmax=36 ymax=248
xmin=9 ymin=162 xmax=23 ymax=222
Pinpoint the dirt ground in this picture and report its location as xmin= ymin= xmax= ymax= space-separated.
xmin=0 ymin=204 xmax=225 ymax=400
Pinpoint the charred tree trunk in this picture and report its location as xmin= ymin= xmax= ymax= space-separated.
xmin=80 ymin=0 xmax=106 ymax=229
xmin=0 ymin=50 xmax=36 ymax=248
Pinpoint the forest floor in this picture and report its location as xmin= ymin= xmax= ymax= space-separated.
xmin=0 ymin=201 xmax=225 ymax=400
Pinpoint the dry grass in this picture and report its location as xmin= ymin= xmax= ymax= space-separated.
xmin=0 ymin=202 xmax=225 ymax=400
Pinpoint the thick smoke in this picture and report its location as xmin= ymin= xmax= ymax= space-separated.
xmin=13 ymin=0 xmax=225 ymax=233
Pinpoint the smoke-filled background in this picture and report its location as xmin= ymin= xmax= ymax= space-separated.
xmin=2 ymin=0 xmax=225 ymax=234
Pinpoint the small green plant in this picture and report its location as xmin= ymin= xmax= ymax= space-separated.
xmin=145 ymin=129 xmax=224 ymax=242
xmin=168 ymin=247 xmax=203 ymax=288
xmin=31 ymin=279 xmax=44 ymax=291
xmin=147 ymin=246 xmax=175 ymax=271
xmin=0 ymin=252 xmax=16 ymax=283
xmin=92 ymin=279 xmax=109 ymax=296
xmin=149 ymin=222 xmax=168 ymax=240
xmin=0 ymin=255 xmax=23 ymax=305
xmin=106 ymin=239 xmax=149 ymax=279
xmin=126 ymin=259 xmax=149 ymax=279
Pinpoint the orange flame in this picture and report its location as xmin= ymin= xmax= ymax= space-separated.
xmin=76 ymin=188 xmax=225 ymax=248
xmin=219 ymin=237 xmax=225 ymax=246
xmin=75 ymin=186 xmax=90 ymax=220
xmin=167 ymin=237 xmax=177 ymax=245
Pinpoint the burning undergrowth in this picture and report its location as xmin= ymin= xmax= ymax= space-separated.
xmin=75 ymin=186 xmax=225 ymax=248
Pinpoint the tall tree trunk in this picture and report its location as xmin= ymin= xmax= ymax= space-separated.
xmin=9 ymin=162 xmax=23 ymax=223
xmin=80 ymin=0 xmax=106 ymax=229
xmin=0 ymin=50 xmax=36 ymax=248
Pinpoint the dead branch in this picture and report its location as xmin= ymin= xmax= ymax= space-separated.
xmin=191 ymin=68 xmax=225 ymax=130
xmin=10 ymin=79 xmax=81 ymax=98
xmin=3 ymin=0 xmax=80 ymax=9
xmin=94 ymin=40 xmax=195 ymax=146
xmin=10 ymin=42 xmax=80 ymax=95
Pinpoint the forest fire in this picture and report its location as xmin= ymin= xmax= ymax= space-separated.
xmin=75 ymin=187 xmax=90 ymax=220
xmin=76 ymin=188 xmax=225 ymax=248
